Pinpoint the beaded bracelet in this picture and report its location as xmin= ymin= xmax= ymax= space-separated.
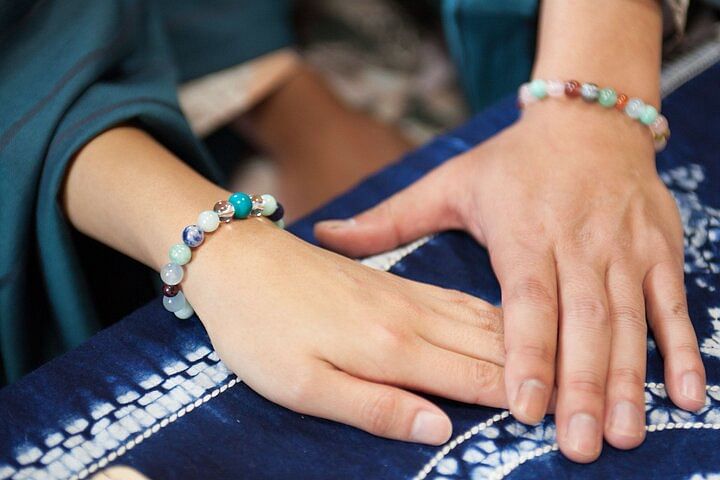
xmin=517 ymin=79 xmax=670 ymax=152
xmin=159 ymin=192 xmax=285 ymax=319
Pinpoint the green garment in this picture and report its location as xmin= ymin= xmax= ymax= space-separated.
xmin=441 ymin=0 xmax=538 ymax=111
xmin=0 ymin=0 xmax=293 ymax=383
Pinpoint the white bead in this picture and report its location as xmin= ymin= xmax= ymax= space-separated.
xmin=163 ymin=292 xmax=186 ymax=313
xmin=547 ymin=80 xmax=565 ymax=97
xmin=160 ymin=263 xmax=183 ymax=285
xmin=625 ymin=98 xmax=645 ymax=119
xmin=175 ymin=302 xmax=195 ymax=320
xmin=261 ymin=194 xmax=278 ymax=216
xmin=197 ymin=210 xmax=220 ymax=232
xmin=275 ymin=219 xmax=285 ymax=229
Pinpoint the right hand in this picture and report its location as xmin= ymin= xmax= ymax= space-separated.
xmin=182 ymin=219 xmax=507 ymax=444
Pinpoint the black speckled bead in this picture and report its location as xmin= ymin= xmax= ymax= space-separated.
xmin=268 ymin=203 xmax=284 ymax=222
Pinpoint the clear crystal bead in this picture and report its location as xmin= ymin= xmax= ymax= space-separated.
xmin=250 ymin=194 xmax=265 ymax=217
xmin=213 ymin=200 xmax=235 ymax=223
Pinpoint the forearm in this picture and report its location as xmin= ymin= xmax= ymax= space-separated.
xmin=533 ymin=0 xmax=662 ymax=106
xmin=62 ymin=127 xmax=234 ymax=270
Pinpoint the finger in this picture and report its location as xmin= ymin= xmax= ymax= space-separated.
xmin=494 ymin=247 xmax=557 ymax=425
xmin=408 ymin=282 xmax=504 ymax=332
xmin=340 ymin=335 xmax=507 ymax=408
xmin=603 ymin=264 xmax=647 ymax=449
xmin=555 ymin=263 xmax=611 ymax=463
xmin=644 ymin=259 xmax=706 ymax=411
xmin=287 ymin=360 xmax=453 ymax=445
xmin=314 ymin=165 xmax=460 ymax=257
xmin=418 ymin=316 xmax=505 ymax=366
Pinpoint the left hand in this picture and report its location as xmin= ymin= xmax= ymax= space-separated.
xmin=314 ymin=100 xmax=706 ymax=462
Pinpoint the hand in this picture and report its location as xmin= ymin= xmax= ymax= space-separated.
xmin=314 ymin=100 xmax=706 ymax=461
xmin=182 ymin=219 xmax=507 ymax=445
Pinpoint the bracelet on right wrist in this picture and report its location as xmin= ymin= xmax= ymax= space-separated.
xmin=518 ymin=79 xmax=670 ymax=152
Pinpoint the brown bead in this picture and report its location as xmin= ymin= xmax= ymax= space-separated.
xmin=564 ymin=80 xmax=581 ymax=98
xmin=615 ymin=94 xmax=629 ymax=111
xmin=163 ymin=284 xmax=180 ymax=297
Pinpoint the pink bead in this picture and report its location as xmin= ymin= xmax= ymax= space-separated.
xmin=654 ymin=135 xmax=668 ymax=152
xmin=519 ymin=84 xmax=535 ymax=106
xmin=547 ymin=80 xmax=565 ymax=97
xmin=649 ymin=115 xmax=669 ymax=136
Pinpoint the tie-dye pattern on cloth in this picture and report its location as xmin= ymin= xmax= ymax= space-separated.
xmin=1 ymin=60 xmax=719 ymax=480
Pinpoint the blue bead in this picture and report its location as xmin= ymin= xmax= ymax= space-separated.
xmin=182 ymin=225 xmax=205 ymax=248
xmin=267 ymin=202 xmax=284 ymax=222
xmin=229 ymin=192 xmax=252 ymax=218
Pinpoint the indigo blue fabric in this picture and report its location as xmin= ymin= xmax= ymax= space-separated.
xmin=0 ymin=63 xmax=719 ymax=480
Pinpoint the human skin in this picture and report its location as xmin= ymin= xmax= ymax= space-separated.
xmin=62 ymin=126 xmax=508 ymax=446
xmin=315 ymin=0 xmax=707 ymax=462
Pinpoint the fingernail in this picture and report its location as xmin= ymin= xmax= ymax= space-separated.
xmin=317 ymin=219 xmax=356 ymax=230
xmin=608 ymin=401 xmax=644 ymax=439
xmin=410 ymin=411 xmax=451 ymax=445
xmin=681 ymin=371 xmax=706 ymax=407
xmin=514 ymin=379 xmax=548 ymax=424
xmin=567 ymin=413 xmax=600 ymax=457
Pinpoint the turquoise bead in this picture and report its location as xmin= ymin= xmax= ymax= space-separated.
xmin=528 ymin=79 xmax=547 ymax=99
xmin=598 ymin=88 xmax=617 ymax=107
xmin=229 ymin=192 xmax=252 ymax=218
xmin=640 ymin=105 xmax=658 ymax=125
xmin=169 ymin=243 xmax=191 ymax=265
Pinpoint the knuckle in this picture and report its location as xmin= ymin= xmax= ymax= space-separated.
xmin=671 ymin=341 xmax=701 ymax=358
xmin=611 ymin=304 xmax=647 ymax=332
xmin=667 ymin=300 xmax=690 ymax=320
xmin=476 ymin=307 xmax=504 ymax=333
xmin=608 ymin=367 xmax=645 ymax=388
xmin=471 ymin=362 xmax=503 ymax=400
xmin=285 ymin=367 xmax=320 ymax=405
xmin=361 ymin=391 xmax=398 ymax=436
xmin=566 ymin=297 xmax=609 ymax=327
xmin=372 ymin=323 xmax=411 ymax=359
xmin=508 ymin=342 xmax=555 ymax=366
xmin=507 ymin=278 xmax=556 ymax=312
xmin=564 ymin=369 xmax=605 ymax=396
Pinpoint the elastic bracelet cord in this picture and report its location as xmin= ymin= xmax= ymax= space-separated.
xmin=159 ymin=192 xmax=285 ymax=319
xmin=517 ymin=79 xmax=670 ymax=152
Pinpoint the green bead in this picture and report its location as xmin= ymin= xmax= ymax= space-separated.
xmin=528 ymin=79 xmax=547 ymax=99
xmin=598 ymin=88 xmax=617 ymax=108
xmin=169 ymin=243 xmax=191 ymax=265
xmin=640 ymin=105 xmax=658 ymax=125
xmin=229 ymin=192 xmax=252 ymax=218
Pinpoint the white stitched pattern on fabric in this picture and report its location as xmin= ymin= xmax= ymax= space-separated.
xmin=360 ymin=236 xmax=433 ymax=271
xmin=6 ymin=241 xmax=423 ymax=480
xmin=8 ymin=345 xmax=233 ymax=480
xmin=413 ymin=384 xmax=720 ymax=480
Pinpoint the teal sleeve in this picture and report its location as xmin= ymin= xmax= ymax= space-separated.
xmin=0 ymin=1 xmax=219 ymax=383
xmin=441 ymin=0 xmax=538 ymax=111
xmin=157 ymin=0 xmax=295 ymax=82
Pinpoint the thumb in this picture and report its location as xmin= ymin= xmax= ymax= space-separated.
xmin=314 ymin=166 xmax=460 ymax=257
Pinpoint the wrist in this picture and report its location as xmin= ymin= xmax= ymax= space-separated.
xmin=518 ymin=100 xmax=656 ymax=167
xmin=141 ymin=184 xmax=233 ymax=270
xmin=532 ymin=0 xmax=662 ymax=107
